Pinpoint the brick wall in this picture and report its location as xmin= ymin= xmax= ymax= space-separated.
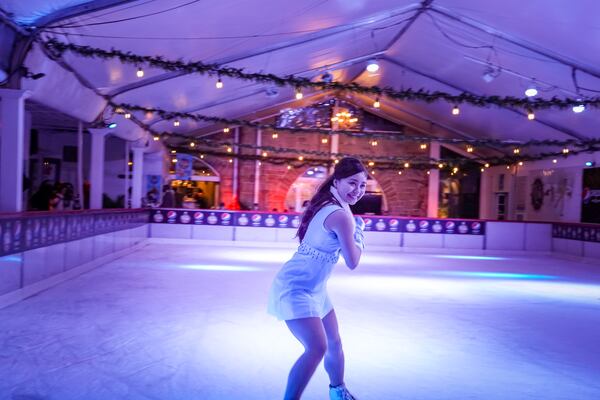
xmin=201 ymin=125 xmax=428 ymax=216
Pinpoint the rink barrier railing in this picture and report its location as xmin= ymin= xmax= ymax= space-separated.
xmin=0 ymin=209 xmax=149 ymax=308
xmin=149 ymin=209 xmax=600 ymax=258
xmin=149 ymin=209 xmax=486 ymax=234
xmin=0 ymin=209 xmax=148 ymax=257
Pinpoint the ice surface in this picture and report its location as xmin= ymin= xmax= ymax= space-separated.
xmin=1 ymin=243 xmax=599 ymax=399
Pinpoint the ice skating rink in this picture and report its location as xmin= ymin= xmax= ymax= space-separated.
xmin=1 ymin=241 xmax=600 ymax=400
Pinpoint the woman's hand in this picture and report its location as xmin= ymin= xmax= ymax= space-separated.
xmin=353 ymin=216 xmax=365 ymax=250
xmin=325 ymin=210 xmax=362 ymax=270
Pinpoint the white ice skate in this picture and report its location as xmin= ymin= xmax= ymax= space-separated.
xmin=329 ymin=383 xmax=357 ymax=400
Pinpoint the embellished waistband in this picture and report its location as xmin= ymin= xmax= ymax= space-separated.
xmin=297 ymin=242 xmax=339 ymax=264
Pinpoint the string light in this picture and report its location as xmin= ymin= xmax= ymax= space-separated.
xmin=420 ymin=143 xmax=428 ymax=150
xmin=170 ymin=150 xmax=176 ymax=154
xmin=229 ymin=159 xmax=233 ymax=163
xmin=562 ymin=147 xmax=569 ymax=154
xmin=453 ymin=167 xmax=459 ymax=173
xmin=128 ymin=161 xmax=133 ymax=166
xmin=466 ymin=146 xmax=474 ymax=153
xmin=333 ymin=159 xmax=339 ymax=164
xmin=426 ymin=171 xmax=431 ymax=175
xmin=518 ymin=161 xmax=524 ymax=166
xmin=373 ymin=98 xmax=381 ymax=108
xmin=262 ymin=151 xmax=268 ymax=157
xmin=136 ymin=67 xmax=144 ymax=78
xmin=371 ymin=170 xmax=376 ymax=175
xmin=295 ymin=87 xmax=303 ymax=100
xmin=398 ymin=170 xmax=403 ymax=175
xmin=272 ymin=133 xmax=278 ymax=139
xmin=216 ymin=77 xmax=223 ymax=89
xmin=298 ymin=156 xmax=304 ymax=161
xmin=227 ymin=147 xmax=232 ymax=153
xmin=172 ymin=158 xmax=177 ymax=163
xmin=484 ymin=163 xmax=490 ymax=168
xmin=287 ymin=165 xmax=292 ymax=170
xmin=368 ymin=161 xmax=375 ymax=167
xmin=527 ymin=109 xmax=535 ymax=120
xmin=124 ymin=112 xmax=131 ymax=119
xmin=200 ymin=154 xmax=204 ymax=159
xmin=552 ymin=159 xmax=557 ymax=164
xmin=371 ymin=140 xmax=378 ymax=147
xmin=223 ymin=127 xmax=230 ymax=133
xmin=452 ymin=105 xmax=460 ymax=115
xmin=480 ymin=168 xmax=485 ymax=172
xmin=513 ymin=148 xmax=520 ymax=154
xmin=404 ymin=162 xmax=410 ymax=168
xmin=153 ymin=135 xmax=160 ymax=141
xmin=189 ymin=141 xmax=195 ymax=147
xmin=173 ymin=120 xmax=180 ymax=127
xmin=321 ymin=137 xmax=328 ymax=144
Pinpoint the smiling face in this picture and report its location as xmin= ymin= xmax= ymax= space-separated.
xmin=334 ymin=171 xmax=368 ymax=205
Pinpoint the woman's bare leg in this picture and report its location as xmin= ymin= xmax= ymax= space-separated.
xmin=322 ymin=309 xmax=345 ymax=387
xmin=284 ymin=317 xmax=328 ymax=400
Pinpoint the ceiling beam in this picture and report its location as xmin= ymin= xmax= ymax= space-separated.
xmin=107 ymin=3 xmax=422 ymax=97
xmin=382 ymin=56 xmax=589 ymax=141
xmin=429 ymin=4 xmax=600 ymax=81
xmin=34 ymin=0 xmax=140 ymax=28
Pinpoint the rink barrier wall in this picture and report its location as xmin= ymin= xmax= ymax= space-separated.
xmin=148 ymin=209 xmax=600 ymax=258
xmin=0 ymin=210 xmax=148 ymax=309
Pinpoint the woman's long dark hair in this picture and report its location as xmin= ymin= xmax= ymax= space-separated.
xmin=296 ymin=157 xmax=367 ymax=242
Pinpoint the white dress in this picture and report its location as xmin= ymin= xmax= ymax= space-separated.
xmin=267 ymin=204 xmax=344 ymax=321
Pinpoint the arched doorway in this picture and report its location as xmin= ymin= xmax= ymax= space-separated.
xmin=284 ymin=166 xmax=387 ymax=214
xmin=168 ymin=156 xmax=221 ymax=209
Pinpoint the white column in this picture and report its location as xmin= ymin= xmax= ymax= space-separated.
xmin=124 ymin=140 xmax=130 ymax=208
xmin=77 ymin=121 xmax=84 ymax=208
xmin=253 ymin=128 xmax=262 ymax=206
xmin=479 ymin=168 xmax=492 ymax=219
xmin=0 ymin=89 xmax=31 ymax=212
xmin=89 ymin=128 xmax=108 ymax=209
xmin=427 ymin=142 xmax=441 ymax=217
xmin=131 ymin=147 xmax=144 ymax=208
xmin=232 ymin=127 xmax=240 ymax=200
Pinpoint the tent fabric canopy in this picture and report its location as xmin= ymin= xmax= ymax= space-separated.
xmin=1 ymin=0 xmax=598 ymax=155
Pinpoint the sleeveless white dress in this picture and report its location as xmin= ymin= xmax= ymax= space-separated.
xmin=267 ymin=204 xmax=344 ymax=321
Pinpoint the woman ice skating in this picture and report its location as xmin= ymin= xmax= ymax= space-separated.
xmin=268 ymin=157 xmax=368 ymax=400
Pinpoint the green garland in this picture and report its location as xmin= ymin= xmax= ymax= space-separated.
xmin=113 ymin=102 xmax=600 ymax=150
xmin=170 ymin=136 xmax=595 ymax=169
xmin=43 ymin=38 xmax=600 ymax=110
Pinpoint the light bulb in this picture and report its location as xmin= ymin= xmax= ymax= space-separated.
xmin=272 ymin=133 xmax=278 ymax=139
xmin=223 ymin=127 xmax=230 ymax=133
xmin=124 ymin=112 xmax=131 ymax=119
xmin=366 ymin=59 xmax=379 ymax=73
xmin=136 ymin=67 xmax=144 ymax=78
xmin=295 ymin=88 xmax=303 ymax=100
xmin=525 ymin=85 xmax=538 ymax=97
xmin=173 ymin=120 xmax=180 ymax=127
xmin=452 ymin=106 xmax=460 ymax=115
xmin=216 ymin=78 xmax=223 ymax=89
xmin=527 ymin=110 xmax=535 ymax=120
xmin=373 ymin=98 xmax=380 ymax=108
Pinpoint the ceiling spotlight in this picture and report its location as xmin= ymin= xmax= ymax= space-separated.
xmin=572 ymin=100 xmax=586 ymax=113
xmin=265 ymin=86 xmax=279 ymax=98
xmin=525 ymin=84 xmax=538 ymax=97
xmin=107 ymin=122 xmax=117 ymax=129
xmin=585 ymin=161 xmax=595 ymax=167
xmin=482 ymin=65 xmax=498 ymax=83
xmin=366 ymin=59 xmax=380 ymax=73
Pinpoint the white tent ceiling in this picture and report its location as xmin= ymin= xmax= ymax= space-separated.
xmin=1 ymin=0 xmax=599 ymax=157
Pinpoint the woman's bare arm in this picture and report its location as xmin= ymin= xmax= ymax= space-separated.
xmin=325 ymin=209 xmax=362 ymax=269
